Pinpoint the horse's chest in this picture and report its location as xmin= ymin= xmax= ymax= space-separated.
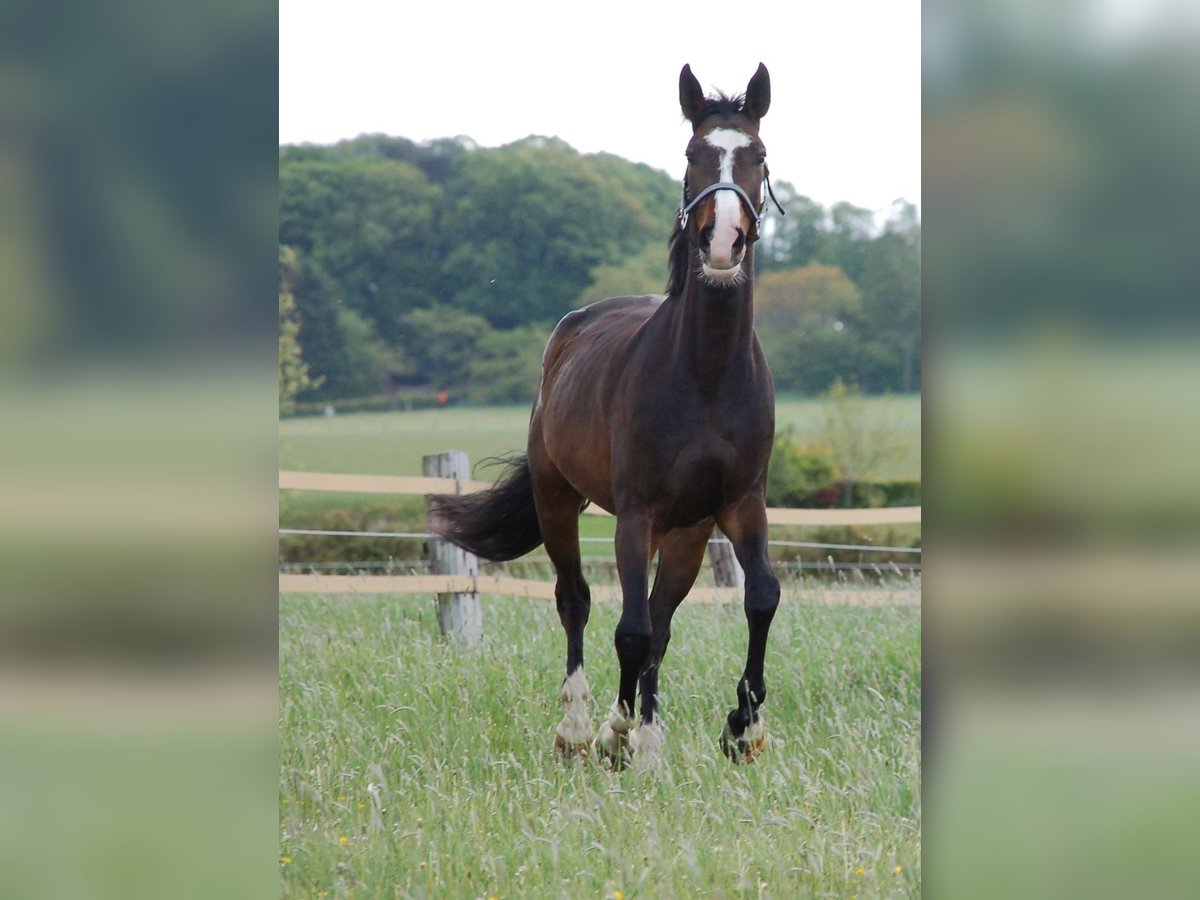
xmin=654 ymin=435 xmax=762 ymax=525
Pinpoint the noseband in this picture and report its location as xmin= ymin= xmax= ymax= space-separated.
xmin=677 ymin=169 xmax=787 ymax=234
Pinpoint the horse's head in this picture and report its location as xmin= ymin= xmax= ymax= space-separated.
xmin=678 ymin=63 xmax=772 ymax=284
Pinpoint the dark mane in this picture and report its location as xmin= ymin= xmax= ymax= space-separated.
xmin=694 ymin=91 xmax=747 ymax=125
xmin=665 ymin=215 xmax=689 ymax=298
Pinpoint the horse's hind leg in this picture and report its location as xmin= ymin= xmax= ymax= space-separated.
xmin=595 ymin=511 xmax=654 ymax=768
xmin=628 ymin=523 xmax=713 ymax=769
xmin=529 ymin=453 xmax=594 ymax=759
xmin=717 ymin=497 xmax=781 ymax=763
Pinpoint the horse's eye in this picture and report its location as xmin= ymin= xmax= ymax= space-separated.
xmin=686 ymin=153 xmax=695 ymax=164
xmin=755 ymin=156 xmax=766 ymax=166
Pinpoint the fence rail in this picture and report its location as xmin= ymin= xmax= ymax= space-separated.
xmin=278 ymin=572 xmax=917 ymax=607
xmin=279 ymin=463 xmax=921 ymax=628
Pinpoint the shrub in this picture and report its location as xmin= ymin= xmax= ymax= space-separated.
xmin=766 ymin=429 xmax=837 ymax=507
xmin=766 ymin=427 xmax=920 ymax=509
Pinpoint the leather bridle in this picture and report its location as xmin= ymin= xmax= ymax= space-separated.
xmin=677 ymin=167 xmax=787 ymax=236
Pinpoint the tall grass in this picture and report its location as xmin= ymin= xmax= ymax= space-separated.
xmin=280 ymin=592 xmax=920 ymax=897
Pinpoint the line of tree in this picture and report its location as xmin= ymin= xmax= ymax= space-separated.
xmin=279 ymin=134 xmax=919 ymax=408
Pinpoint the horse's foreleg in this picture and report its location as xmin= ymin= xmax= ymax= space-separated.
xmin=629 ymin=524 xmax=713 ymax=769
xmin=596 ymin=512 xmax=653 ymax=767
xmin=717 ymin=498 xmax=780 ymax=763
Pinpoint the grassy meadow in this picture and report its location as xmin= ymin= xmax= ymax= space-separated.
xmin=280 ymin=394 xmax=920 ymax=480
xmin=279 ymin=590 xmax=920 ymax=898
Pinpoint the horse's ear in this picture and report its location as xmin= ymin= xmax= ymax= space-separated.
xmin=743 ymin=63 xmax=771 ymax=122
xmin=679 ymin=64 xmax=706 ymax=126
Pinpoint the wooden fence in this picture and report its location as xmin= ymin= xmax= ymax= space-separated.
xmin=280 ymin=454 xmax=921 ymax=643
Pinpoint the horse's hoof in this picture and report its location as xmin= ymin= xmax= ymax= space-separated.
xmin=629 ymin=718 xmax=666 ymax=771
xmin=554 ymin=669 xmax=594 ymax=761
xmin=594 ymin=720 xmax=629 ymax=770
xmin=553 ymin=704 xmax=595 ymax=761
xmin=553 ymin=731 xmax=593 ymax=761
xmin=594 ymin=702 xmax=634 ymax=770
xmin=720 ymin=712 xmax=767 ymax=763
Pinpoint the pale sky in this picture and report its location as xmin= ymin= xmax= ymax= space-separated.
xmin=280 ymin=0 xmax=920 ymax=217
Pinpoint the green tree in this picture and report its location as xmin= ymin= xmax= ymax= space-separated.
xmin=279 ymin=247 xmax=320 ymax=411
xmin=757 ymin=185 xmax=825 ymax=270
xmin=854 ymin=200 xmax=921 ymax=392
xmin=466 ymin=324 xmax=552 ymax=405
xmin=755 ymin=263 xmax=863 ymax=392
xmin=396 ymin=306 xmax=492 ymax=390
xmin=817 ymin=201 xmax=876 ymax=283
xmin=437 ymin=137 xmax=674 ymax=328
xmin=277 ymin=133 xmax=923 ymax=403
xmin=571 ymin=244 xmax=669 ymax=309
xmin=280 ymin=246 xmax=357 ymax=400
xmin=333 ymin=307 xmax=400 ymax=398
xmin=279 ymin=156 xmax=441 ymax=343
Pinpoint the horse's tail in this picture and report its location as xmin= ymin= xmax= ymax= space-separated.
xmin=427 ymin=454 xmax=543 ymax=561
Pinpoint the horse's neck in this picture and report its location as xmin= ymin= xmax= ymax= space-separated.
xmin=670 ymin=265 xmax=758 ymax=393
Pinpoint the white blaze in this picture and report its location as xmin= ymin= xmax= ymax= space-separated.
xmin=703 ymin=128 xmax=752 ymax=269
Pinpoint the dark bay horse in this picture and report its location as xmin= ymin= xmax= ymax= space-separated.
xmin=430 ymin=64 xmax=782 ymax=767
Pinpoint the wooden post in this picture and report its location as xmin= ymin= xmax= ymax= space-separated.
xmin=708 ymin=527 xmax=745 ymax=589
xmin=423 ymin=451 xmax=482 ymax=645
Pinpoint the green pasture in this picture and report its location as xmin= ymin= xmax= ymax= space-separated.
xmin=280 ymin=394 xmax=920 ymax=479
xmin=279 ymin=591 xmax=920 ymax=897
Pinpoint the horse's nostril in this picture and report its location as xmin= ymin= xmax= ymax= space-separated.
xmin=700 ymin=224 xmax=714 ymax=249
xmin=733 ymin=228 xmax=746 ymax=254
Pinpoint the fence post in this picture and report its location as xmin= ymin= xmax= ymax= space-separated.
xmin=423 ymin=450 xmax=482 ymax=645
xmin=708 ymin=527 xmax=745 ymax=589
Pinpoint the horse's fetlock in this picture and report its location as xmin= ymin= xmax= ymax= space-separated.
xmin=737 ymin=676 xmax=767 ymax=712
xmin=748 ymin=682 xmax=767 ymax=709
xmin=726 ymin=705 xmax=752 ymax=734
